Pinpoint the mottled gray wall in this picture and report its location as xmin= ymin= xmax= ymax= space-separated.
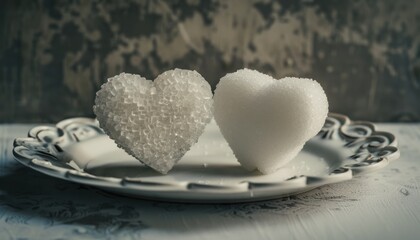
xmin=1 ymin=0 xmax=420 ymax=122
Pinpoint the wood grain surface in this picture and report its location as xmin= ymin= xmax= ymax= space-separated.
xmin=1 ymin=123 xmax=419 ymax=239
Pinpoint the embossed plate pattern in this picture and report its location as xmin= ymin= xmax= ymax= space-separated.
xmin=13 ymin=113 xmax=400 ymax=203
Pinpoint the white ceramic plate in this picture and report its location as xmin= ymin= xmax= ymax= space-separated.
xmin=13 ymin=113 xmax=399 ymax=203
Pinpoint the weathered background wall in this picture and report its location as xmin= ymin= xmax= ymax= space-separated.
xmin=1 ymin=0 xmax=420 ymax=122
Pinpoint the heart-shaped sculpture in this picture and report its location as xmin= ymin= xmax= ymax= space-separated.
xmin=214 ymin=69 xmax=328 ymax=174
xmin=94 ymin=69 xmax=213 ymax=174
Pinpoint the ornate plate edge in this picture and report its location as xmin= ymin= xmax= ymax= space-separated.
xmin=12 ymin=113 xmax=400 ymax=195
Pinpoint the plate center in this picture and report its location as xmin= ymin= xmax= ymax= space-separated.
xmin=63 ymin=121 xmax=344 ymax=185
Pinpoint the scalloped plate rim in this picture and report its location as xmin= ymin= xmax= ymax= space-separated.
xmin=12 ymin=113 xmax=400 ymax=203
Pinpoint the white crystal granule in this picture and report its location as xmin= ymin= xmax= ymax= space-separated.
xmin=93 ymin=69 xmax=213 ymax=174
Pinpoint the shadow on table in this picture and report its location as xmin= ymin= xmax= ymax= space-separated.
xmin=0 ymin=164 xmax=364 ymax=237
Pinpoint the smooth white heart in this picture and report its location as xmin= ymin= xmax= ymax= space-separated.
xmin=94 ymin=69 xmax=213 ymax=174
xmin=214 ymin=69 xmax=328 ymax=174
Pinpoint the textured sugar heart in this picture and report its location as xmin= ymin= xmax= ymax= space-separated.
xmin=94 ymin=69 xmax=213 ymax=174
xmin=214 ymin=69 xmax=328 ymax=174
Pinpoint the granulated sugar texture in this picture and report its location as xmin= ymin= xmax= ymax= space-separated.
xmin=214 ymin=68 xmax=328 ymax=174
xmin=94 ymin=69 xmax=213 ymax=174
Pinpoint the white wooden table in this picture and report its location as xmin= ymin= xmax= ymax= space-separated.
xmin=1 ymin=123 xmax=419 ymax=240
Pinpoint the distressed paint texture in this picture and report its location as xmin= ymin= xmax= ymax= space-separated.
xmin=1 ymin=123 xmax=420 ymax=239
xmin=1 ymin=0 xmax=420 ymax=122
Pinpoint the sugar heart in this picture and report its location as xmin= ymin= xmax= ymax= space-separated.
xmin=93 ymin=69 xmax=213 ymax=174
xmin=213 ymin=69 xmax=328 ymax=174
